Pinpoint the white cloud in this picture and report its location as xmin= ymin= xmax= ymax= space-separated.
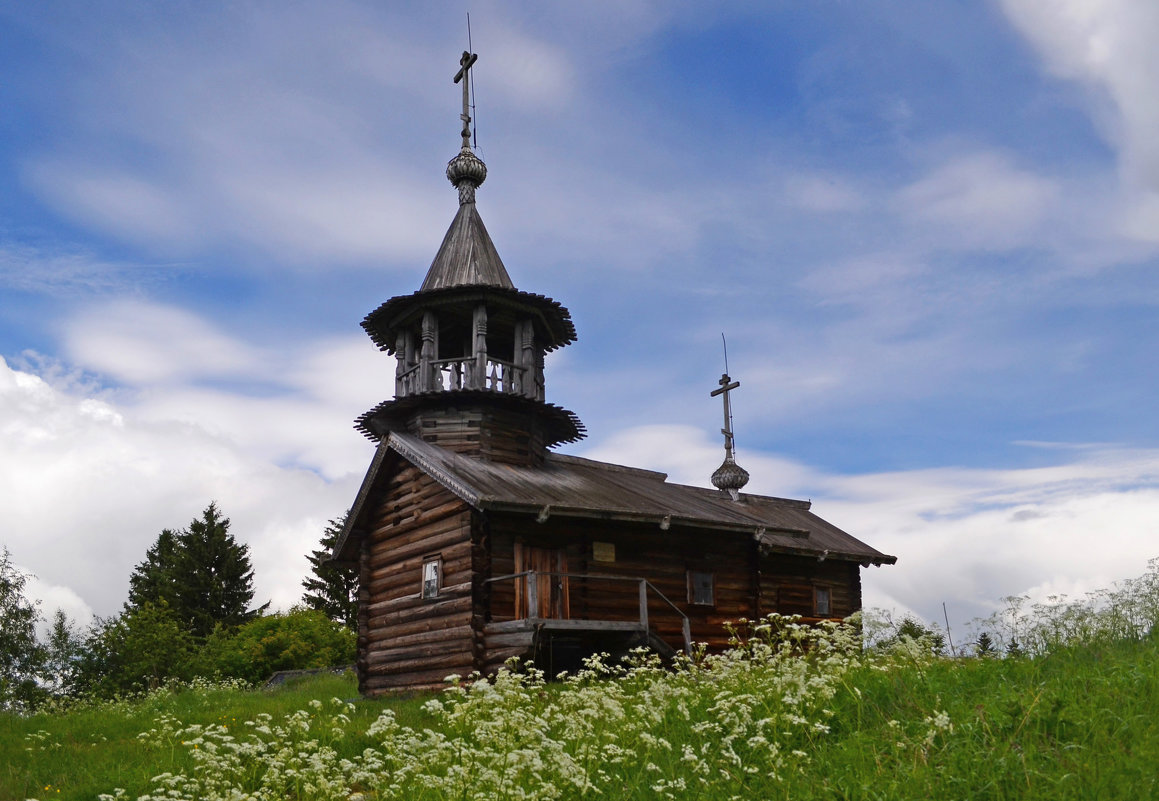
xmin=1001 ymin=0 xmax=1159 ymax=242
xmin=0 ymin=307 xmax=387 ymax=619
xmin=783 ymin=173 xmax=865 ymax=213
xmin=63 ymin=301 xmax=265 ymax=385
xmin=896 ymin=151 xmax=1059 ymax=247
xmin=1002 ymin=0 xmax=1159 ymax=185
xmin=580 ymin=424 xmax=1159 ymax=636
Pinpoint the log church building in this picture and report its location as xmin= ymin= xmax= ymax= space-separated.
xmin=332 ymin=51 xmax=896 ymax=694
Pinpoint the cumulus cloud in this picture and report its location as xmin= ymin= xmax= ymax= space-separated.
xmin=580 ymin=424 xmax=1159 ymax=636
xmin=0 ymin=300 xmax=392 ymax=620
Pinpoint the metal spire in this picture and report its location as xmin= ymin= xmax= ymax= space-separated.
xmin=710 ymin=335 xmax=749 ymax=500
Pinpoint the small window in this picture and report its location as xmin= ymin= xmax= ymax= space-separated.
xmin=815 ymin=586 xmax=831 ymax=617
xmin=687 ymin=570 xmax=714 ymax=606
xmin=422 ymin=558 xmax=441 ymax=599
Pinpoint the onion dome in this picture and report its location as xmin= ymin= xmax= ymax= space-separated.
xmin=711 ymin=457 xmax=750 ymax=499
xmin=447 ymin=146 xmax=487 ymax=205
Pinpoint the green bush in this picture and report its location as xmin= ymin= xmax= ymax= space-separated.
xmin=74 ymin=603 xmax=200 ymax=698
xmin=201 ymin=607 xmax=355 ymax=684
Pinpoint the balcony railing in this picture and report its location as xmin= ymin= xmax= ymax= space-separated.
xmin=484 ymin=571 xmax=693 ymax=656
xmin=396 ymin=357 xmax=537 ymax=398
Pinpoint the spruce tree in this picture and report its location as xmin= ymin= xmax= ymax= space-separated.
xmin=302 ymin=513 xmax=358 ymax=630
xmin=173 ymin=503 xmax=263 ymax=637
xmin=126 ymin=527 xmax=180 ymax=612
xmin=126 ymin=503 xmax=264 ymax=638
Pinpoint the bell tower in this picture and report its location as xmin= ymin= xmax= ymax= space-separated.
xmin=355 ymin=51 xmax=584 ymax=465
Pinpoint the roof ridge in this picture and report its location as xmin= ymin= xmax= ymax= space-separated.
xmin=547 ymin=452 xmax=669 ymax=480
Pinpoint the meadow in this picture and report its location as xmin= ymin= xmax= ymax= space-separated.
xmin=4 ymin=562 xmax=1159 ymax=801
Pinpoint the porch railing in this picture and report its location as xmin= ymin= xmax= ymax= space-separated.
xmin=484 ymin=571 xmax=693 ymax=656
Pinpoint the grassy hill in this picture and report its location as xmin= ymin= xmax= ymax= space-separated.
xmin=4 ymin=610 xmax=1158 ymax=801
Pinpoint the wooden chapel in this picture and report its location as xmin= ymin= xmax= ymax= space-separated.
xmin=332 ymin=51 xmax=896 ymax=695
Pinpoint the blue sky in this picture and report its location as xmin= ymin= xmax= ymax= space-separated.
xmin=2 ymin=1 xmax=1158 ymax=640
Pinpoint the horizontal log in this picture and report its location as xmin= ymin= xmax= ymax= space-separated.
xmin=364 ymin=582 xmax=471 ymax=618
xmin=369 ymin=497 xmax=464 ymax=539
xmin=367 ymin=591 xmax=472 ymax=629
xmin=368 ymin=516 xmax=470 ymax=563
xmin=366 ymin=620 xmax=473 ymax=648
xmin=368 ymin=543 xmax=472 ymax=590
xmin=366 ymin=648 xmax=475 ymax=676
xmin=364 ymin=664 xmax=474 ymax=690
xmin=365 ymin=637 xmax=474 ymax=667
xmin=483 ymin=631 xmax=535 ymax=649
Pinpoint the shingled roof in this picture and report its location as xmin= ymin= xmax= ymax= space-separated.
xmin=335 ymin=433 xmax=897 ymax=567
xmin=421 ymin=200 xmax=513 ymax=291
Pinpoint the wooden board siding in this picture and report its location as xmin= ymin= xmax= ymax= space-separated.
xmin=358 ymin=461 xmax=476 ymax=695
xmin=758 ymin=556 xmax=862 ymax=621
xmin=484 ymin=515 xmax=758 ymax=652
xmin=405 ymin=406 xmax=548 ymax=466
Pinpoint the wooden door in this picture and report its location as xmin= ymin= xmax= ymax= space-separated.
xmin=514 ymin=542 xmax=570 ymax=620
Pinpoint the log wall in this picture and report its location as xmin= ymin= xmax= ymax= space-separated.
xmin=405 ymin=406 xmax=547 ymax=465
xmin=484 ymin=515 xmax=866 ymax=653
xmin=758 ymin=555 xmax=862 ymax=621
xmin=486 ymin=516 xmax=757 ymax=652
xmin=358 ymin=460 xmax=476 ymax=695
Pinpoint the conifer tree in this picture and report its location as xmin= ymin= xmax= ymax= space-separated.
xmin=302 ymin=513 xmax=357 ymax=630
xmin=126 ymin=528 xmax=180 ymax=612
xmin=126 ymin=503 xmax=264 ymax=638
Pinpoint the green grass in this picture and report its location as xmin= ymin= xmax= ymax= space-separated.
xmin=0 ymin=673 xmax=429 ymax=801
xmin=806 ymin=636 xmax=1159 ymax=799
xmin=4 ymin=628 xmax=1158 ymax=800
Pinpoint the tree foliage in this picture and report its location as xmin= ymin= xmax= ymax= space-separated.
xmin=75 ymin=603 xmax=200 ymax=696
xmin=127 ymin=503 xmax=264 ymax=638
xmin=42 ymin=608 xmax=84 ymax=696
xmin=126 ymin=527 xmax=180 ymax=612
xmin=0 ymin=547 xmax=46 ymax=710
xmin=202 ymin=607 xmax=356 ymax=684
xmin=873 ymin=614 xmax=948 ymax=655
xmin=301 ymin=513 xmax=357 ymax=630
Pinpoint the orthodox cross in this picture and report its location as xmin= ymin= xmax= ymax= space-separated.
xmin=454 ymin=50 xmax=478 ymax=149
xmin=710 ymin=372 xmax=741 ymax=461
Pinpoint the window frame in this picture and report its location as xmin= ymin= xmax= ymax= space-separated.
xmin=421 ymin=556 xmax=442 ymax=600
xmin=813 ymin=585 xmax=832 ymax=617
xmin=686 ymin=569 xmax=715 ymax=607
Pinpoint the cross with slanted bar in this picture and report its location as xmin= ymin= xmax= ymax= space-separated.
xmin=454 ymin=50 xmax=478 ymax=148
xmin=710 ymin=373 xmax=741 ymax=461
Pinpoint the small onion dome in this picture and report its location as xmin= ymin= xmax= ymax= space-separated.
xmin=711 ymin=457 xmax=750 ymax=498
xmin=446 ymin=146 xmax=487 ymax=204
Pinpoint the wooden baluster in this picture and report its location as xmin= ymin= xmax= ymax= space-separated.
xmin=638 ymin=580 xmax=649 ymax=632
xmin=394 ymin=332 xmax=407 ymax=397
xmin=420 ymin=312 xmax=437 ymax=393
xmin=473 ymin=304 xmax=487 ymax=391
xmin=520 ymin=319 xmax=535 ymax=399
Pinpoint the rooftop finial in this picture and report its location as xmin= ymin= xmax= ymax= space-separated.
xmin=454 ymin=49 xmax=478 ymax=149
xmin=710 ymin=334 xmax=749 ymax=500
xmin=447 ymin=49 xmax=487 ymax=205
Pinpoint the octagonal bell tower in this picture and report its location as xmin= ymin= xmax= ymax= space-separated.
xmin=355 ymin=51 xmax=584 ymax=466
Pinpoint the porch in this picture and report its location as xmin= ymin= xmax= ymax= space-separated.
xmin=481 ymin=571 xmax=692 ymax=675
